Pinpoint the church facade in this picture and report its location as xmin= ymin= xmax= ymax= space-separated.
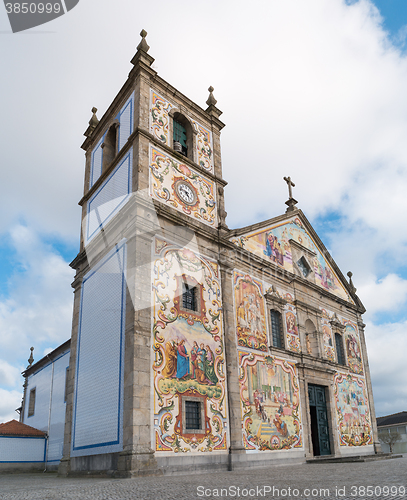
xmin=54 ymin=31 xmax=380 ymax=476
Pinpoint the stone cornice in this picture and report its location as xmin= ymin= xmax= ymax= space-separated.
xmin=289 ymin=238 xmax=317 ymax=257
xmin=293 ymin=299 xmax=321 ymax=316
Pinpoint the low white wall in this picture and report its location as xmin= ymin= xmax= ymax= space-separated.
xmin=0 ymin=436 xmax=46 ymax=463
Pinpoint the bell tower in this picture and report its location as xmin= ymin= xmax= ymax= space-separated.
xmin=59 ymin=31 xmax=230 ymax=477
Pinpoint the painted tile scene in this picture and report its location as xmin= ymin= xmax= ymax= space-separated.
xmin=152 ymin=239 xmax=228 ymax=453
xmin=239 ymin=351 xmax=303 ymax=452
xmin=334 ymin=373 xmax=373 ymax=447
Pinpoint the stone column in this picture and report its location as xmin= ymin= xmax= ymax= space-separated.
xmin=117 ymin=224 xmax=159 ymax=477
xmin=219 ymin=250 xmax=245 ymax=470
xmin=58 ymin=272 xmax=84 ymax=476
xmin=358 ymin=318 xmax=382 ymax=454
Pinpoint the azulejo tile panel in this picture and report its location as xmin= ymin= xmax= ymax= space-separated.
xmin=231 ymin=217 xmax=352 ymax=303
xmin=334 ymin=372 xmax=372 ymax=446
xmin=284 ymin=300 xmax=300 ymax=353
xmin=191 ymin=120 xmax=214 ymax=173
xmin=321 ymin=310 xmax=335 ymax=362
xmin=152 ymin=239 xmax=228 ymax=454
xmin=238 ymin=350 xmax=303 ymax=452
xmin=234 ymin=272 xmax=268 ymax=352
xmin=343 ymin=321 xmax=364 ymax=375
xmin=150 ymin=90 xmax=173 ymax=145
xmin=150 ymin=146 xmax=217 ymax=227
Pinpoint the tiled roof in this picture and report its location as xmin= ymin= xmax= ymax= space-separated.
xmin=0 ymin=420 xmax=46 ymax=437
xmin=376 ymin=411 xmax=407 ymax=427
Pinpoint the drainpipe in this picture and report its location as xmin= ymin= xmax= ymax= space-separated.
xmin=44 ymin=360 xmax=54 ymax=472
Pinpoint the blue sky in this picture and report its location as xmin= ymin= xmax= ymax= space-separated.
xmin=1 ymin=0 xmax=407 ymax=423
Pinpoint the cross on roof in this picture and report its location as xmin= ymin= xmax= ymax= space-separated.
xmin=283 ymin=176 xmax=295 ymax=199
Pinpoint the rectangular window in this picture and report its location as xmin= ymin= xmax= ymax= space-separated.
xmin=270 ymin=310 xmax=283 ymax=348
xmin=28 ymin=388 xmax=36 ymax=417
xmin=185 ymin=400 xmax=201 ymax=430
xmin=182 ymin=283 xmax=197 ymax=312
xmin=335 ymin=333 xmax=345 ymax=365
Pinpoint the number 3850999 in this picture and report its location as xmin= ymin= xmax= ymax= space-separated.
xmin=5 ymin=3 xmax=61 ymax=14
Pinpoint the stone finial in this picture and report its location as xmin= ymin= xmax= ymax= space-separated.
xmin=347 ymin=271 xmax=357 ymax=294
xmin=137 ymin=29 xmax=150 ymax=53
xmin=88 ymin=107 xmax=99 ymax=130
xmin=206 ymin=86 xmax=217 ymax=107
xmin=27 ymin=347 xmax=34 ymax=368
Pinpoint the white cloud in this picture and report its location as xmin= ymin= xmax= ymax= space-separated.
xmin=358 ymin=274 xmax=407 ymax=315
xmin=0 ymin=389 xmax=23 ymax=424
xmin=365 ymin=320 xmax=407 ymax=415
xmin=0 ymin=225 xmax=74 ymax=361
xmin=0 ymin=225 xmax=74 ymax=422
xmin=0 ymin=360 xmax=22 ymax=388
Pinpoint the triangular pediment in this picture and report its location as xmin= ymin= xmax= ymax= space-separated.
xmin=230 ymin=211 xmax=355 ymax=304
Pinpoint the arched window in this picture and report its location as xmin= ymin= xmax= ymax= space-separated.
xmin=101 ymin=124 xmax=118 ymax=174
xmin=270 ymin=310 xmax=284 ymax=348
xmin=305 ymin=319 xmax=318 ymax=356
xmin=172 ymin=112 xmax=193 ymax=160
xmin=335 ymin=333 xmax=345 ymax=365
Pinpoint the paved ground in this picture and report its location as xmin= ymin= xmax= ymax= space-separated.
xmin=0 ymin=456 xmax=406 ymax=500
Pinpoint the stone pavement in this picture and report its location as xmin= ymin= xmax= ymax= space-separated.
xmin=0 ymin=456 xmax=406 ymax=500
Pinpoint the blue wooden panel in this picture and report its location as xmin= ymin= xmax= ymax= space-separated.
xmin=85 ymin=148 xmax=132 ymax=245
xmin=71 ymin=241 xmax=126 ymax=457
xmin=118 ymin=93 xmax=134 ymax=151
xmin=47 ymin=351 xmax=70 ymax=462
xmin=89 ymin=135 xmax=105 ymax=188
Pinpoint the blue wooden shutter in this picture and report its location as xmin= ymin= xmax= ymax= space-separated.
xmin=89 ymin=134 xmax=105 ymax=188
xmin=118 ymin=93 xmax=134 ymax=152
xmin=86 ymin=148 xmax=132 ymax=244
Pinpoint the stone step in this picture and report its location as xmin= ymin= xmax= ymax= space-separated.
xmin=306 ymin=453 xmax=403 ymax=463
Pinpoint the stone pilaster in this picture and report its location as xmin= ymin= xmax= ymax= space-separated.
xmin=117 ymin=227 xmax=158 ymax=477
xmin=58 ymin=274 xmax=83 ymax=476
xmin=358 ymin=318 xmax=382 ymax=453
xmin=219 ymin=251 xmax=245 ymax=470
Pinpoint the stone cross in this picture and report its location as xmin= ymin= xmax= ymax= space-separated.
xmin=283 ymin=176 xmax=295 ymax=199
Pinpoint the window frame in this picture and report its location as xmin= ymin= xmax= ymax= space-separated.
xmin=335 ymin=332 xmax=346 ymax=366
xmin=182 ymin=282 xmax=198 ymax=313
xmin=182 ymin=396 xmax=206 ymax=435
xmin=27 ymin=387 xmax=36 ymax=418
xmin=270 ymin=309 xmax=284 ymax=349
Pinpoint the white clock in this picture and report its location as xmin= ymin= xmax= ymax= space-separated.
xmin=175 ymin=181 xmax=197 ymax=206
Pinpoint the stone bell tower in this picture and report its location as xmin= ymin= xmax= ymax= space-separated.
xmin=59 ymin=30 xmax=230 ymax=477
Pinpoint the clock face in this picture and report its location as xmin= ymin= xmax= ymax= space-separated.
xmin=175 ymin=181 xmax=197 ymax=206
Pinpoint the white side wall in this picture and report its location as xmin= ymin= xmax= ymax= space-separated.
xmin=23 ymin=350 xmax=70 ymax=463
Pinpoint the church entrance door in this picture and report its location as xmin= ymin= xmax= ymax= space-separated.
xmin=308 ymin=384 xmax=331 ymax=456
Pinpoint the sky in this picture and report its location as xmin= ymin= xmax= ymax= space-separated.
xmin=1 ymin=0 xmax=407 ymax=423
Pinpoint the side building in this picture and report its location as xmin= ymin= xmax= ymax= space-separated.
xmin=54 ymin=31 xmax=380 ymax=476
xmin=377 ymin=412 xmax=407 ymax=454
xmin=19 ymin=341 xmax=70 ymax=469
